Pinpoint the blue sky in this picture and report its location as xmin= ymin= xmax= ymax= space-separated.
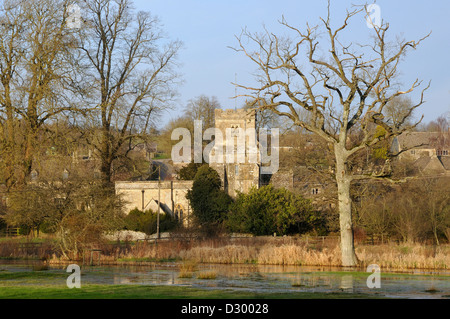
xmin=133 ymin=0 xmax=450 ymax=128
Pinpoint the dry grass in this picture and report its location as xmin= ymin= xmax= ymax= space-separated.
xmin=0 ymin=238 xmax=55 ymax=260
xmin=177 ymin=240 xmax=449 ymax=270
xmin=178 ymin=243 xmax=342 ymax=266
xmin=178 ymin=271 xmax=194 ymax=278
xmin=356 ymin=244 xmax=450 ymax=270
xmin=179 ymin=245 xmax=257 ymax=264
xmin=197 ymin=271 xmax=218 ymax=280
xmin=175 ymin=259 xmax=198 ymax=279
xmin=179 ymin=259 xmax=198 ymax=272
xmin=3 ymin=235 xmax=449 ymax=271
xmin=258 ymin=244 xmax=341 ymax=266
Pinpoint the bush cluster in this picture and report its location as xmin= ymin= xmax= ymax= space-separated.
xmin=186 ymin=164 xmax=327 ymax=237
xmin=124 ymin=208 xmax=178 ymax=235
xmin=227 ymin=185 xmax=326 ymax=236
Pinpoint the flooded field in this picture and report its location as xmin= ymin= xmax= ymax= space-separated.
xmin=0 ymin=260 xmax=448 ymax=299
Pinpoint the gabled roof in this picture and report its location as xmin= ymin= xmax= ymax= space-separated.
xmin=396 ymin=132 xmax=441 ymax=150
xmin=146 ymin=198 xmax=172 ymax=216
xmin=439 ymin=156 xmax=450 ymax=170
xmin=413 ymin=156 xmax=447 ymax=174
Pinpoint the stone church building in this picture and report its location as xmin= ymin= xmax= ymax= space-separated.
xmin=115 ymin=108 xmax=263 ymax=224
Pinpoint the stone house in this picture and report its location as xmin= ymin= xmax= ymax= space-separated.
xmin=391 ymin=131 xmax=450 ymax=175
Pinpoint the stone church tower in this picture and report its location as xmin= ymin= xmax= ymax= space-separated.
xmin=209 ymin=108 xmax=260 ymax=197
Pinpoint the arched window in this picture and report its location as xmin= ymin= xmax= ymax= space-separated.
xmin=174 ymin=204 xmax=185 ymax=222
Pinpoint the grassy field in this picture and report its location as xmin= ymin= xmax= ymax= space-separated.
xmin=2 ymin=263 xmax=449 ymax=299
xmin=0 ymin=283 xmax=379 ymax=299
xmin=0 ymin=269 xmax=385 ymax=299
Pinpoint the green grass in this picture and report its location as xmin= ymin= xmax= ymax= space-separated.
xmin=0 ymin=284 xmax=381 ymax=299
xmin=0 ymin=269 xmax=383 ymax=299
xmin=0 ymin=271 xmax=66 ymax=281
xmin=152 ymin=153 xmax=170 ymax=160
xmin=0 ymin=256 xmax=43 ymax=260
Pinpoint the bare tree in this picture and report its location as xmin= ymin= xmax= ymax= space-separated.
xmin=354 ymin=181 xmax=394 ymax=244
xmin=76 ymin=0 xmax=182 ymax=185
xmin=428 ymin=115 xmax=449 ymax=154
xmin=232 ymin=3 xmax=430 ymax=266
xmin=5 ymin=173 xmax=125 ymax=258
xmin=157 ymin=115 xmax=193 ymax=156
xmin=383 ymin=96 xmax=415 ymax=130
xmin=415 ymin=177 xmax=450 ymax=246
xmin=0 ymin=0 xmax=24 ymax=189
xmin=185 ymin=95 xmax=220 ymax=130
xmin=0 ymin=0 xmax=79 ymax=188
xmin=425 ymin=114 xmax=449 ymax=132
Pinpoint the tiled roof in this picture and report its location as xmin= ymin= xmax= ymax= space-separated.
xmin=439 ymin=156 xmax=450 ymax=170
xmin=396 ymin=132 xmax=441 ymax=149
xmin=413 ymin=156 xmax=448 ymax=173
xmin=413 ymin=156 xmax=431 ymax=170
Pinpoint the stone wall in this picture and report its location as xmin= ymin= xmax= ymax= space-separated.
xmin=270 ymin=169 xmax=294 ymax=191
xmin=115 ymin=180 xmax=193 ymax=225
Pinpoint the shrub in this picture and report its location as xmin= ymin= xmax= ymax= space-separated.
xmin=124 ymin=208 xmax=178 ymax=235
xmin=178 ymin=162 xmax=204 ymax=180
xmin=4 ymin=181 xmax=125 ymax=259
xmin=226 ymin=185 xmax=326 ymax=236
xmin=186 ymin=165 xmax=233 ymax=236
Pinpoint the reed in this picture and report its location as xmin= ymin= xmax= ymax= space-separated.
xmin=179 ymin=259 xmax=198 ymax=272
xmin=355 ymin=244 xmax=450 ymax=270
xmin=3 ymin=236 xmax=449 ymax=271
xmin=179 ymin=243 xmax=343 ymax=266
xmin=197 ymin=271 xmax=217 ymax=280
xmin=177 ymin=240 xmax=449 ymax=270
xmin=178 ymin=271 xmax=194 ymax=278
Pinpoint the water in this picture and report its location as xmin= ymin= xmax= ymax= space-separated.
xmin=0 ymin=260 xmax=448 ymax=299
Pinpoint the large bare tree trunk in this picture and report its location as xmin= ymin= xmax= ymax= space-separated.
xmin=100 ymin=126 xmax=114 ymax=185
xmin=4 ymin=86 xmax=16 ymax=189
xmin=336 ymin=177 xmax=358 ymax=266
xmin=335 ymin=145 xmax=359 ymax=266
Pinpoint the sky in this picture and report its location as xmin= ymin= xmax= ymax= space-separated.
xmin=133 ymin=0 xmax=450 ymax=128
